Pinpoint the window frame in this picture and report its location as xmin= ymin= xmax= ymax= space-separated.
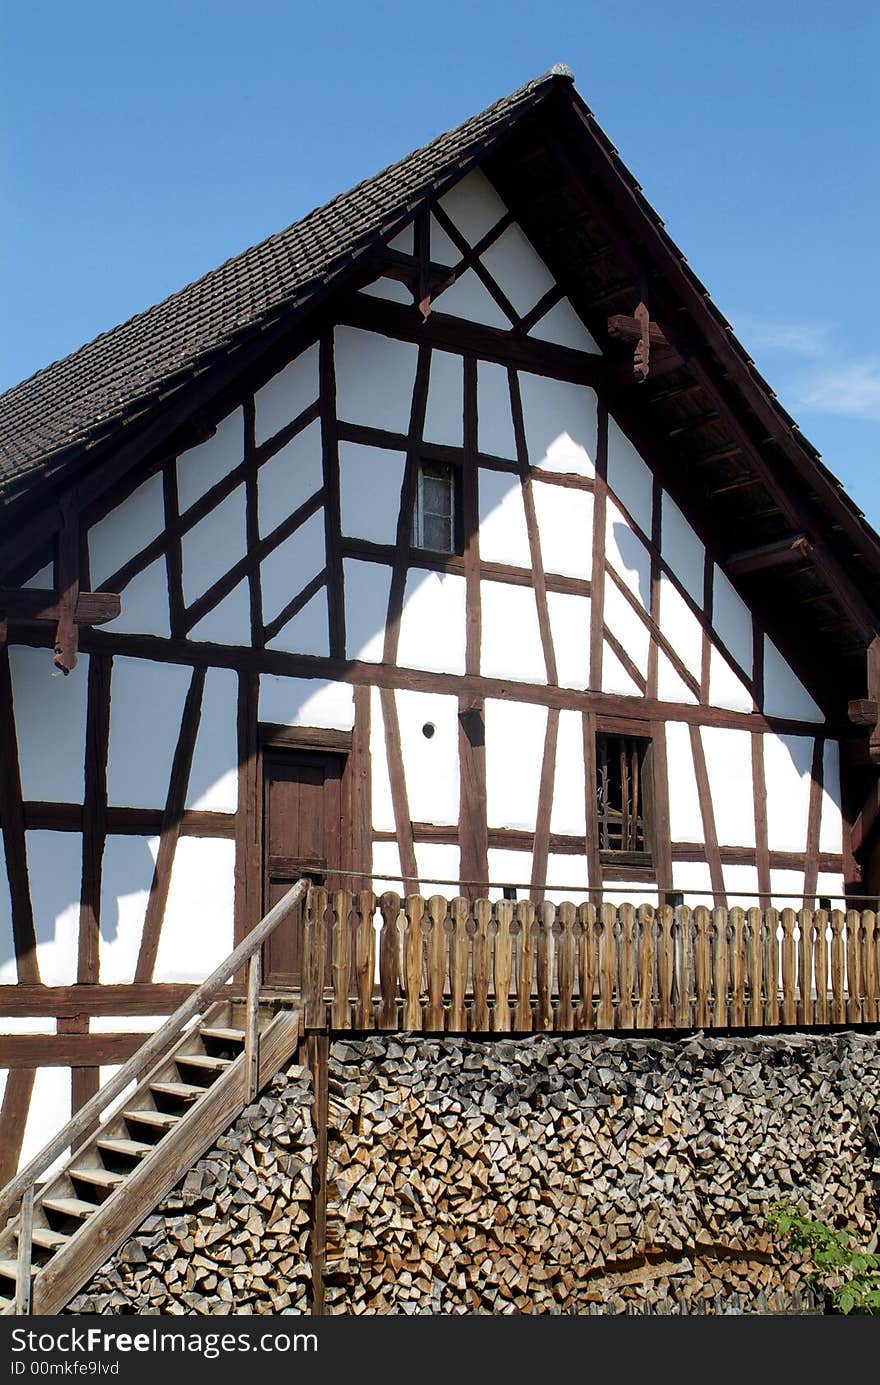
xmin=594 ymin=718 xmax=655 ymax=875
xmin=411 ymin=459 xmax=463 ymax=556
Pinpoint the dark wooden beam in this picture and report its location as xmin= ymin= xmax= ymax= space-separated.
xmin=53 ymin=492 xmax=79 ymax=674
xmin=0 ymin=590 xmax=121 ymax=625
xmin=726 ymin=534 xmax=813 ymax=577
xmin=0 ymin=983 xmax=196 ymax=1018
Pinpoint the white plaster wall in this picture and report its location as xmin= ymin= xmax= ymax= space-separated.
xmin=254 ymin=342 xmax=319 ymax=446
xmin=18 ymin=1067 xmax=71 ymax=1180
xmin=712 ymin=566 xmax=753 ymax=678
xmin=769 ymin=868 xmax=806 ymax=912
xmin=478 ymin=469 xmax=531 ymax=567
xmin=656 ymin=652 xmax=698 ymax=706
xmin=371 ymin=840 xmax=403 ymax=895
xmin=267 ymin=587 xmax=330 ymax=657
xmin=177 ymin=408 xmax=244 ymax=513
xmin=486 ymin=848 xmax=533 ymax=899
xmin=533 ymin=481 xmax=592 ymax=580
xmin=10 ymin=645 xmax=88 ymax=803
xmin=764 ymin=733 xmax=813 ymax=852
xmin=708 ymin=646 xmax=753 ymax=713
xmin=548 ymin=591 xmax=590 ymax=691
xmin=339 ymin=441 xmax=405 ymax=544
xmin=22 ymin=563 xmax=53 ymax=590
xmin=763 ymin=637 xmax=823 ymax=722
xmin=481 ymin=581 xmax=545 ymax=684
xmin=816 ymin=871 xmax=846 ymax=908
xmin=481 ymin=223 xmax=555 ymax=318
xmin=388 ymin=223 xmax=414 ymax=254
xmin=107 ymin=657 xmax=191 ymax=808
xmin=99 ymin=834 xmax=155 ymax=984
xmin=369 ymin=686 xmax=395 ymax=834
xmin=433 ymin=271 xmax=512 ymax=330
xmin=529 ymin=298 xmax=601 ymax=355
xmin=26 ymin=830 xmax=81 ymax=985
xmin=485 ymin=698 xmax=546 ymax=831
xmin=423 ymin=350 xmax=463 ymax=447
xmin=665 ymin=721 xmax=703 ymax=841
xmin=88 ymin=472 xmax=165 ymax=588
xmin=258 ymin=675 xmax=354 ymax=731
xmin=90 ymin=1014 xmax=166 ymax=1034
xmin=661 ymin=493 xmax=704 ymax=607
xmin=257 ymin=418 xmax=324 ymax=539
xmin=605 ymin=500 xmax=651 ymax=610
xmin=544 ymin=854 xmax=590 ymax=904
xmin=259 ymin=509 xmax=326 ymax=627
xmin=602 ymin=644 xmax=642 ymax=699
xmin=396 ymin=689 xmax=459 ymax=825
xmin=722 ymin=862 xmax=762 ymax=910
xmin=549 ymin=709 xmax=586 ymax=837
xmin=430 ymin=214 xmax=460 ymax=265
xmin=519 ymin=373 xmax=597 ymax=475
xmin=700 ymin=726 xmax=755 ymax=847
xmin=103 ymin=559 xmax=170 ymax=638
xmin=397 ymin=571 xmax=467 ymax=676
xmin=607 ymin=418 xmax=653 ymax=536
xmin=188 ymin=578 xmax=252 ymax=647
xmin=361 ymin=276 xmax=413 ymax=305
xmin=670 ymin=861 xmax=714 ymax=908
xmin=438 ymin=169 xmax=507 ymax=246
xmin=819 ymin=741 xmax=844 ymax=855
xmin=477 ymin=360 xmax=516 ymax=459
xmin=186 ymin=666 xmax=238 ymax=813
xmin=344 ymin=558 xmax=391 ymax=663
xmin=658 ymin=574 xmax=703 ymax=675
xmin=334 ymin=327 xmax=418 ymax=435
xmin=414 ymin=843 xmax=461 ymax=891
xmin=603 ymin=580 xmax=650 ymax=676
xmin=181 ymin=485 xmax=247 ymax=607
xmin=153 ymin=837 xmax=235 ymax=983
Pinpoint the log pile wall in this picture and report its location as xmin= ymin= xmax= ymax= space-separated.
xmin=69 ymin=1032 xmax=880 ymax=1315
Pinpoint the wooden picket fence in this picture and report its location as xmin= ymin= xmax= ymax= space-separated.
xmin=300 ymin=889 xmax=880 ymax=1034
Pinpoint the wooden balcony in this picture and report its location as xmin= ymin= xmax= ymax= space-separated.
xmin=301 ymin=888 xmax=880 ymax=1035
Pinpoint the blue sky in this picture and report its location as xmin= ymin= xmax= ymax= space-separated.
xmin=2 ymin=1 xmax=878 ymax=519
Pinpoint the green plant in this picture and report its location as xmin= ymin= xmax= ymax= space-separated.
xmin=766 ymin=1201 xmax=880 ymax=1314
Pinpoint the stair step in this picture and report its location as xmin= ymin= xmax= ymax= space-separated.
xmin=149 ymin=1081 xmax=205 ymax=1101
xmin=24 ymin=1228 xmax=69 ymax=1252
xmin=69 ymin=1166 xmax=126 ymax=1190
xmin=41 ymin=1197 xmax=99 ymax=1221
xmin=200 ymin=1027 xmax=245 ymax=1045
xmin=97 ymin=1137 xmax=152 ymax=1160
xmin=0 ymin=1259 xmax=27 ymax=1282
xmin=175 ymin=1053 xmax=232 ymax=1072
xmin=122 ymin=1109 xmax=181 ymax=1131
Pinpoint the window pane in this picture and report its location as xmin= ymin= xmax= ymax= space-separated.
xmin=422 ymin=475 xmax=452 ymax=516
xmin=423 ymin=513 xmax=453 ymax=552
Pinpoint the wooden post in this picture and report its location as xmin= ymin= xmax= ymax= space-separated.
xmin=14 ymin=1183 xmax=33 ymax=1315
xmin=307 ymin=1032 xmax=329 ymax=1316
xmin=245 ymin=949 xmax=261 ymax=1103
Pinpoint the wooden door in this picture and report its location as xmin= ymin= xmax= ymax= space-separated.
xmin=262 ymin=749 xmax=343 ymax=986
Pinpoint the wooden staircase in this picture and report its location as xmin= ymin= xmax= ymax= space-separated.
xmin=0 ymin=999 xmax=301 ymax=1315
xmin=0 ymin=879 xmax=309 ymax=1316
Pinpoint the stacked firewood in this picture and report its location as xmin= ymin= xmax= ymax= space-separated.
xmin=323 ymin=1032 xmax=879 ymax=1314
xmin=66 ymin=1062 xmax=315 ymax=1315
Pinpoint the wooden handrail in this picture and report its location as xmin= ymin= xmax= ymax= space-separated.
xmin=0 ymin=878 xmax=309 ymax=1221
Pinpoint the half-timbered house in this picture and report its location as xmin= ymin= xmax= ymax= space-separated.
xmin=2 ymin=66 xmax=880 ymax=1313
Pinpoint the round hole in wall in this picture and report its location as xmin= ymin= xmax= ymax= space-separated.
xmin=422 ymin=722 xmax=436 ymax=739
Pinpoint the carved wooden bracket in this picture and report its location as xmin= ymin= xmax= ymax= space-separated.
xmin=849 ymin=636 xmax=880 ymax=765
xmin=607 ymin=303 xmax=682 ymax=381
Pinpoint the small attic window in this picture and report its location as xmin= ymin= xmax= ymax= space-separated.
xmin=412 ymin=461 xmax=460 ymax=554
xmin=596 ymin=733 xmax=652 ymax=861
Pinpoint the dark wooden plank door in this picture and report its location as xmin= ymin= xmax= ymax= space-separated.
xmin=262 ymin=749 xmax=343 ymax=986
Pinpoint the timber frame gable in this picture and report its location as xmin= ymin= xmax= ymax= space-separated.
xmin=3 ymin=66 xmax=880 ymax=1186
